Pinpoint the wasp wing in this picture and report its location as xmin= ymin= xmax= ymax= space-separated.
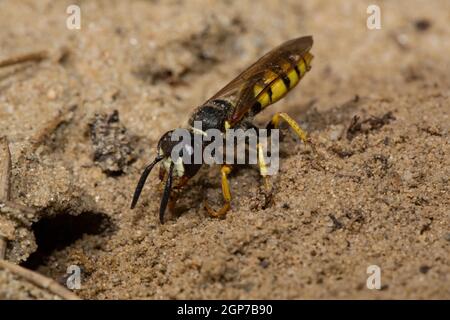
xmin=205 ymin=36 xmax=313 ymax=125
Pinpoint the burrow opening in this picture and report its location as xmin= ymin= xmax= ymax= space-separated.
xmin=21 ymin=211 xmax=113 ymax=270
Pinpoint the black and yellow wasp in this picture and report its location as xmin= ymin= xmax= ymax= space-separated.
xmin=131 ymin=36 xmax=314 ymax=223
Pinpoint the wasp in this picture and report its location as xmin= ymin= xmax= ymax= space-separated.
xmin=131 ymin=36 xmax=315 ymax=223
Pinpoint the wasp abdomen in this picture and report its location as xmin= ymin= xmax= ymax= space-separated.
xmin=250 ymin=52 xmax=313 ymax=116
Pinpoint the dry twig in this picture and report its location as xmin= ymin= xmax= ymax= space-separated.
xmin=0 ymin=137 xmax=11 ymax=259
xmin=0 ymin=51 xmax=48 ymax=69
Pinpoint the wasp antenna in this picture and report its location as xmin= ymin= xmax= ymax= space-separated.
xmin=159 ymin=162 xmax=174 ymax=224
xmin=130 ymin=156 xmax=163 ymax=209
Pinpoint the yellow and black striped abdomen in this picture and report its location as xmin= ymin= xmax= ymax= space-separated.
xmin=251 ymin=52 xmax=313 ymax=115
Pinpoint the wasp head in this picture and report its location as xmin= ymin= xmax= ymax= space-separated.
xmin=130 ymin=129 xmax=202 ymax=224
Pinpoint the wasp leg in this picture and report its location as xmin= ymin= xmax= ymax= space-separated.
xmin=257 ymin=143 xmax=270 ymax=188
xmin=267 ymin=112 xmax=316 ymax=154
xmin=204 ymin=165 xmax=232 ymax=218
xmin=257 ymin=143 xmax=275 ymax=208
xmin=175 ymin=176 xmax=190 ymax=190
xmin=168 ymin=176 xmax=190 ymax=212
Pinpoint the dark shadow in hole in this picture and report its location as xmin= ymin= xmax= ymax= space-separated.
xmin=21 ymin=211 xmax=113 ymax=270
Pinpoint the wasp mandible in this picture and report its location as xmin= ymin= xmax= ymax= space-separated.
xmin=131 ymin=36 xmax=315 ymax=223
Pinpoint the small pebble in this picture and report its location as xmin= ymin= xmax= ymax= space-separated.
xmin=47 ymin=89 xmax=57 ymax=100
xmin=419 ymin=265 xmax=431 ymax=274
xmin=414 ymin=19 xmax=431 ymax=31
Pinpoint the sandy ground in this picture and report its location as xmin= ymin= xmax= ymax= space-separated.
xmin=0 ymin=0 xmax=449 ymax=299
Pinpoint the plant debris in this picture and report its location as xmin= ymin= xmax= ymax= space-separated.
xmin=346 ymin=112 xmax=395 ymax=140
xmin=89 ymin=110 xmax=138 ymax=176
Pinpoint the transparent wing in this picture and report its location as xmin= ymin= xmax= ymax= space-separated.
xmin=206 ymin=36 xmax=313 ymax=124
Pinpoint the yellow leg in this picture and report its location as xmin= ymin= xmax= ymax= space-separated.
xmin=257 ymin=143 xmax=274 ymax=208
xmin=257 ymin=143 xmax=270 ymax=189
xmin=269 ymin=112 xmax=316 ymax=153
xmin=269 ymin=112 xmax=324 ymax=171
xmin=205 ymin=165 xmax=232 ymax=218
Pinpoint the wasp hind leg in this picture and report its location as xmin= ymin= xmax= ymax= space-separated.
xmin=267 ymin=112 xmax=317 ymax=154
xmin=204 ymin=165 xmax=232 ymax=218
xmin=267 ymin=112 xmax=324 ymax=172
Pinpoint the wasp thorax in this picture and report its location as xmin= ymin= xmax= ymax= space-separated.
xmin=188 ymin=101 xmax=231 ymax=132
